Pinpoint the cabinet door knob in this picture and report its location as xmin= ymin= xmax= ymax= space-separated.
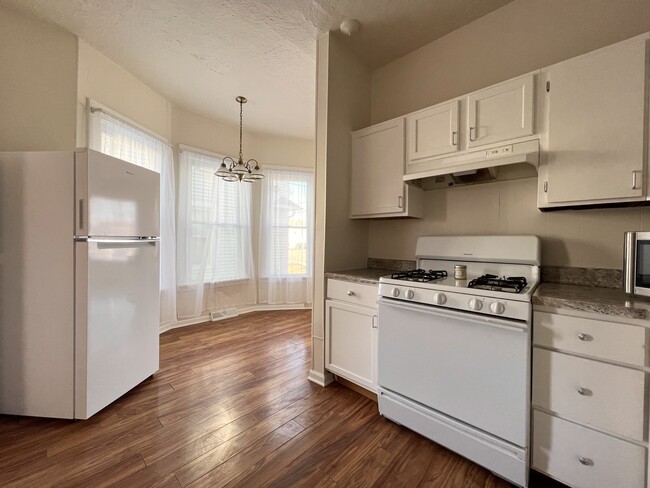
xmin=451 ymin=131 xmax=458 ymax=146
xmin=577 ymin=333 xmax=592 ymax=342
xmin=632 ymin=170 xmax=642 ymax=190
xmin=397 ymin=195 xmax=403 ymax=209
xmin=578 ymin=457 xmax=593 ymax=466
xmin=346 ymin=290 xmax=355 ymax=296
xmin=576 ymin=386 xmax=591 ymax=396
xmin=372 ymin=315 xmax=378 ymax=329
xmin=469 ymin=126 xmax=476 ymax=141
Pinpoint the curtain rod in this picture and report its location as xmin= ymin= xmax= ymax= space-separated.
xmin=89 ymin=107 xmax=173 ymax=148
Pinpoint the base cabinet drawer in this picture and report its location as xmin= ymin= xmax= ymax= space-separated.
xmin=533 ymin=410 xmax=646 ymax=488
xmin=533 ymin=311 xmax=646 ymax=367
xmin=327 ymin=279 xmax=379 ymax=308
xmin=532 ymin=348 xmax=646 ymax=440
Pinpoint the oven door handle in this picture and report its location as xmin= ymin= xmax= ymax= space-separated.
xmin=378 ymin=298 xmax=528 ymax=332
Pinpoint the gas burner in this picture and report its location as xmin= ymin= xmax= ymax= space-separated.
xmin=391 ymin=269 xmax=448 ymax=283
xmin=467 ymin=274 xmax=527 ymax=293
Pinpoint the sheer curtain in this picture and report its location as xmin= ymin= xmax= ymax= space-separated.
xmin=88 ymin=110 xmax=178 ymax=327
xmin=259 ymin=168 xmax=314 ymax=305
xmin=176 ymin=149 xmax=256 ymax=319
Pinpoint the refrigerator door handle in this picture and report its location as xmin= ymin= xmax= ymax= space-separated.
xmin=78 ymin=199 xmax=84 ymax=230
xmin=83 ymin=237 xmax=160 ymax=247
xmin=76 ymin=236 xmax=160 ymax=242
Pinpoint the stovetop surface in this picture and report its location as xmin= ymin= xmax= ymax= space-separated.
xmin=390 ymin=269 xmax=448 ymax=282
xmin=379 ymin=261 xmax=540 ymax=301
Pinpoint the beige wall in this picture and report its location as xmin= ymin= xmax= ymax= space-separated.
xmin=171 ymin=106 xmax=313 ymax=168
xmin=372 ymin=0 xmax=650 ymax=124
xmin=310 ymin=34 xmax=331 ymax=384
xmin=323 ymin=33 xmax=372 ymax=272
xmin=77 ymin=39 xmax=172 ymax=145
xmin=369 ymin=178 xmax=650 ymax=269
xmin=368 ymin=0 xmax=650 ymax=269
xmin=0 ymin=6 xmax=77 ymax=151
xmin=310 ymin=33 xmax=372 ymax=384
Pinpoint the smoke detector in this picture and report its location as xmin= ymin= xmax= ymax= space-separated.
xmin=340 ymin=19 xmax=361 ymax=36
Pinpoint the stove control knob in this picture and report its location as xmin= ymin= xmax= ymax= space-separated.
xmin=405 ymin=289 xmax=415 ymax=300
xmin=469 ymin=298 xmax=483 ymax=311
xmin=391 ymin=287 xmax=400 ymax=298
xmin=433 ymin=293 xmax=447 ymax=305
xmin=490 ymin=302 xmax=505 ymax=314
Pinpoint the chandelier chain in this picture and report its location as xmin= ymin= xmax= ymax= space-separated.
xmin=239 ymin=100 xmax=243 ymax=161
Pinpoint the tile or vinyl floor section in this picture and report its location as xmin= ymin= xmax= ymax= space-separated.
xmin=0 ymin=310 xmax=565 ymax=487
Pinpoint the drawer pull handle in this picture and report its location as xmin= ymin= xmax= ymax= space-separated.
xmin=576 ymin=386 xmax=591 ymax=396
xmin=578 ymin=457 xmax=593 ymax=466
xmin=577 ymin=333 xmax=592 ymax=342
xmin=346 ymin=290 xmax=356 ymax=296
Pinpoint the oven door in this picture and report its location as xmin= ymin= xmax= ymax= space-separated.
xmin=378 ymin=297 xmax=530 ymax=447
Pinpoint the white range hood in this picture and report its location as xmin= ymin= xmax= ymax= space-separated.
xmin=404 ymin=139 xmax=539 ymax=183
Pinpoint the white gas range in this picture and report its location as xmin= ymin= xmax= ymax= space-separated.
xmin=377 ymin=235 xmax=540 ymax=488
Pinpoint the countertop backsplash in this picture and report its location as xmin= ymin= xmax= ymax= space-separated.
xmin=539 ymin=266 xmax=622 ymax=289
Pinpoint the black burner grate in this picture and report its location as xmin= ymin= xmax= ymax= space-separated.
xmin=467 ymin=274 xmax=527 ymax=293
xmin=391 ymin=269 xmax=448 ymax=283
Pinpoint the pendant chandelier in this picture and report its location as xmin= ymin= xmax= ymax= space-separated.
xmin=215 ymin=96 xmax=264 ymax=182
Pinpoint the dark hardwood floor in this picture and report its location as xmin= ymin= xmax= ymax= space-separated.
xmin=0 ymin=310 xmax=562 ymax=487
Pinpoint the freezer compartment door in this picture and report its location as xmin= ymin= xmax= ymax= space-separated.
xmin=75 ymin=149 xmax=160 ymax=238
xmin=75 ymin=238 xmax=160 ymax=419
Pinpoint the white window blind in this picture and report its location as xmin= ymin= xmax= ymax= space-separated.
xmin=178 ymin=149 xmax=253 ymax=286
xmin=260 ymin=168 xmax=314 ymax=304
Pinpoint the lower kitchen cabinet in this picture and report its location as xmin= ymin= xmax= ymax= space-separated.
xmin=532 ymin=309 xmax=649 ymax=488
xmin=325 ymin=279 xmax=378 ymax=392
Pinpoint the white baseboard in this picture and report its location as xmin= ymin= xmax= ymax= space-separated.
xmin=159 ymin=304 xmax=312 ymax=334
xmin=308 ymin=369 xmax=334 ymax=387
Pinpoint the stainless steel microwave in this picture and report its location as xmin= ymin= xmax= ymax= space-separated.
xmin=624 ymin=231 xmax=650 ymax=296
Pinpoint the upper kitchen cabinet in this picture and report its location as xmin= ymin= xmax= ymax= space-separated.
xmin=403 ymin=73 xmax=539 ymax=180
xmin=407 ymin=100 xmax=460 ymax=162
xmin=466 ymin=74 xmax=535 ymax=148
xmin=350 ymin=118 xmax=423 ymax=219
xmin=538 ymin=33 xmax=649 ymax=208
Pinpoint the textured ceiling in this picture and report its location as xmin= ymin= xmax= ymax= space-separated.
xmin=1 ymin=0 xmax=513 ymax=139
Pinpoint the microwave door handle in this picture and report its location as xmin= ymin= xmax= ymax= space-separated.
xmin=624 ymin=232 xmax=636 ymax=294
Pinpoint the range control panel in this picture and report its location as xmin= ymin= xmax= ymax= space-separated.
xmin=378 ymin=282 xmax=531 ymax=322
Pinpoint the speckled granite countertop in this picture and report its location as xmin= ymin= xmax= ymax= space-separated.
xmin=325 ymin=268 xmax=394 ymax=285
xmin=326 ymin=267 xmax=650 ymax=322
xmin=534 ymin=283 xmax=650 ymax=321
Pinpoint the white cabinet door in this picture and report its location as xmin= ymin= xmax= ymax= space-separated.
xmin=544 ymin=35 xmax=647 ymax=204
xmin=350 ymin=118 xmax=417 ymax=218
xmin=325 ymin=299 xmax=377 ymax=391
xmin=467 ymin=74 xmax=535 ymax=148
xmin=407 ymin=100 xmax=460 ymax=162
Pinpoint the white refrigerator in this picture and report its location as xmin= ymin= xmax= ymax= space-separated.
xmin=0 ymin=149 xmax=160 ymax=419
